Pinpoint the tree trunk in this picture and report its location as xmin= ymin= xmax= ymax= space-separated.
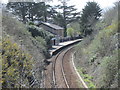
xmin=22 ymin=5 xmax=26 ymax=23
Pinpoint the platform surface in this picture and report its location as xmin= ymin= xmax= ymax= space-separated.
xmin=49 ymin=39 xmax=82 ymax=55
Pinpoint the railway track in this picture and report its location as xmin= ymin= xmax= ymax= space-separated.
xmin=52 ymin=47 xmax=74 ymax=88
xmin=44 ymin=39 xmax=86 ymax=88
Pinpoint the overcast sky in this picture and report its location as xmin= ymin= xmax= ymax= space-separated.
xmin=49 ymin=0 xmax=118 ymax=12
xmin=1 ymin=0 xmax=118 ymax=12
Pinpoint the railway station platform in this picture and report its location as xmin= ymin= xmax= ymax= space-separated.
xmin=49 ymin=39 xmax=82 ymax=55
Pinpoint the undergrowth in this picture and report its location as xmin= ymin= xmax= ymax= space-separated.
xmin=74 ymin=15 xmax=118 ymax=88
xmin=77 ymin=67 xmax=96 ymax=88
xmin=1 ymin=37 xmax=34 ymax=88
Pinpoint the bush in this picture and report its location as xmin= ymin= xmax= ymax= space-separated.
xmin=74 ymin=20 xmax=118 ymax=88
xmin=67 ymin=28 xmax=74 ymax=37
xmin=35 ymin=36 xmax=51 ymax=58
xmin=35 ymin=36 xmax=47 ymax=49
xmin=2 ymin=11 xmax=48 ymax=88
xmin=28 ymin=21 xmax=35 ymax=25
xmin=77 ymin=67 xmax=96 ymax=88
xmin=99 ymin=52 xmax=118 ymax=87
xmin=27 ymin=25 xmax=53 ymax=49
xmin=1 ymin=37 xmax=34 ymax=88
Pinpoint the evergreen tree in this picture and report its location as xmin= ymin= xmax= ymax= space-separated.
xmin=6 ymin=1 xmax=53 ymax=22
xmin=80 ymin=1 xmax=102 ymax=36
xmin=7 ymin=2 xmax=29 ymax=23
xmin=54 ymin=0 xmax=80 ymax=37
xmin=26 ymin=2 xmax=36 ymax=21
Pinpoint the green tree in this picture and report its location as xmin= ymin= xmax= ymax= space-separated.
xmin=54 ymin=0 xmax=80 ymax=37
xmin=6 ymin=1 xmax=53 ymax=22
xmin=36 ymin=2 xmax=55 ymax=22
xmin=67 ymin=27 xmax=74 ymax=37
xmin=103 ymin=1 xmax=118 ymax=26
xmin=53 ymin=12 xmax=64 ymax=27
xmin=80 ymin=1 xmax=102 ymax=36
xmin=7 ymin=2 xmax=29 ymax=23
xmin=26 ymin=2 xmax=36 ymax=21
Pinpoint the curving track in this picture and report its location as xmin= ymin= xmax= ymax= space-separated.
xmin=45 ymin=45 xmax=88 ymax=88
xmin=52 ymin=47 xmax=73 ymax=88
xmin=52 ymin=46 xmax=83 ymax=88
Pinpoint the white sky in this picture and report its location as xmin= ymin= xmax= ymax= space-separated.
xmin=1 ymin=0 xmax=118 ymax=12
xmin=49 ymin=0 xmax=118 ymax=12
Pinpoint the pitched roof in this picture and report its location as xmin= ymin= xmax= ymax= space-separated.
xmin=41 ymin=22 xmax=64 ymax=30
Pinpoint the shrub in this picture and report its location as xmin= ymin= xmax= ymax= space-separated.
xmin=67 ymin=27 xmax=75 ymax=37
xmin=27 ymin=25 xmax=53 ymax=49
xmin=1 ymin=37 xmax=34 ymax=88
xmin=35 ymin=36 xmax=47 ymax=49
xmin=74 ymin=19 xmax=118 ymax=88
xmin=2 ymin=11 xmax=48 ymax=88
xmin=28 ymin=21 xmax=35 ymax=25
xmin=99 ymin=52 xmax=118 ymax=87
xmin=77 ymin=67 xmax=96 ymax=88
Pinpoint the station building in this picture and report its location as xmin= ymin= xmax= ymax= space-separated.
xmin=39 ymin=22 xmax=64 ymax=37
xmin=38 ymin=22 xmax=64 ymax=45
